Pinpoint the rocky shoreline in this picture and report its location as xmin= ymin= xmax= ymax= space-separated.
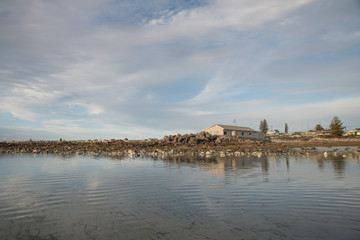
xmin=1 ymin=132 xmax=360 ymax=159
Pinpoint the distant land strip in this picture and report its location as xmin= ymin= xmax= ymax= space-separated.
xmin=1 ymin=133 xmax=360 ymax=158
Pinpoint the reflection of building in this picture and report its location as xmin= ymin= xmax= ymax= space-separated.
xmin=163 ymin=155 xmax=268 ymax=177
xmin=201 ymin=124 xmax=265 ymax=140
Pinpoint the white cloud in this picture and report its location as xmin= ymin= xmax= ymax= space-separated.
xmin=146 ymin=0 xmax=314 ymax=33
xmin=0 ymin=0 xmax=359 ymax=139
xmin=188 ymin=70 xmax=231 ymax=104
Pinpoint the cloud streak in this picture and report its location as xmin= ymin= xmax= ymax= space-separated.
xmin=0 ymin=0 xmax=359 ymax=140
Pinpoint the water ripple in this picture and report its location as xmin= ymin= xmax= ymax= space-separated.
xmin=0 ymin=154 xmax=360 ymax=240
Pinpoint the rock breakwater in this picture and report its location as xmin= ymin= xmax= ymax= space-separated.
xmin=1 ymin=132 xmax=360 ymax=159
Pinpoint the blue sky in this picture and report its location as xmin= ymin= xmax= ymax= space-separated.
xmin=0 ymin=0 xmax=359 ymax=140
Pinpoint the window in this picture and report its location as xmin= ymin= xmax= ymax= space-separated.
xmin=242 ymin=132 xmax=244 ymax=136
xmin=249 ymin=133 xmax=251 ymax=135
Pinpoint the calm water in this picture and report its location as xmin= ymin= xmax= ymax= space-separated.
xmin=0 ymin=154 xmax=359 ymax=240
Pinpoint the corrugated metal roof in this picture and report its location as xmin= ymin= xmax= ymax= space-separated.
xmin=215 ymin=124 xmax=256 ymax=132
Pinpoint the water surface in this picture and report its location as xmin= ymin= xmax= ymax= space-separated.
xmin=0 ymin=154 xmax=359 ymax=239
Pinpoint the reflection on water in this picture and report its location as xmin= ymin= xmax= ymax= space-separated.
xmin=161 ymin=154 xmax=353 ymax=179
xmin=331 ymin=155 xmax=346 ymax=177
xmin=0 ymin=154 xmax=359 ymax=240
xmin=309 ymin=154 xmax=347 ymax=177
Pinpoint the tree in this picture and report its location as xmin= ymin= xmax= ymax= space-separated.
xmin=329 ymin=116 xmax=345 ymax=137
xmin=263 ymin=119 xmax=269 ymax=134
xmin=314 ymin=124 xmax=324 ymax=131
xmin=259 ymin=119 xmax=268 ymax=134
xmin=284 ymin=123 xmax=288 ymax=134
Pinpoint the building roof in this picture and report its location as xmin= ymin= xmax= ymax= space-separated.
xmin=211 ymin=124 xmax=257 ymax=132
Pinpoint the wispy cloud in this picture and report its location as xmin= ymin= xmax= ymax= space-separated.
xmin=0 ymin=0 xmax=359 ymax=140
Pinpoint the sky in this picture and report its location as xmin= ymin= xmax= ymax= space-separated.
xmin=0 ymin=0 xmax=359 ymax=141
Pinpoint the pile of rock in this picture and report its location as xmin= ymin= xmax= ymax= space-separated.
xmin=161 ymin=132 xmax=217 ymax=144
xmin=1 ymin=132 xmax=360 ymax=159
xmin=160 ymin=132 xmax=248 ymax=145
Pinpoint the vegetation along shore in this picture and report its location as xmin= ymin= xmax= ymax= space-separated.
xmin=1 ymin=132 xmax=360 ymax=159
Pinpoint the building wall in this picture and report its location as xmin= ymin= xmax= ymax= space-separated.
xmin=253 ymin=132 xmax=265 ymax=140
xmin=223 ymin=129 xmax=264 ymax=140
xmin=202 ymin=125 xmax=224 ymax=136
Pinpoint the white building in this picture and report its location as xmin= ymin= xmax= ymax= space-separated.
xmin=201 ymin=124 xmax=265 ymax=140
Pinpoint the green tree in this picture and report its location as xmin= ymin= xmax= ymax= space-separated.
xmin=259 ymin=120 xmax=263 ymax=132
xmin=263 ymin=119 xmax=269 ymax=134
xmin=259 ymin=119 xmax=268 ymax=134
xmin=329 ymin=116 xmax=345 ymax=137
xmin=284 ymin=123 xmax=288 ymax=134
xmin=314 ymin=124 xmax=324 ymax=131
